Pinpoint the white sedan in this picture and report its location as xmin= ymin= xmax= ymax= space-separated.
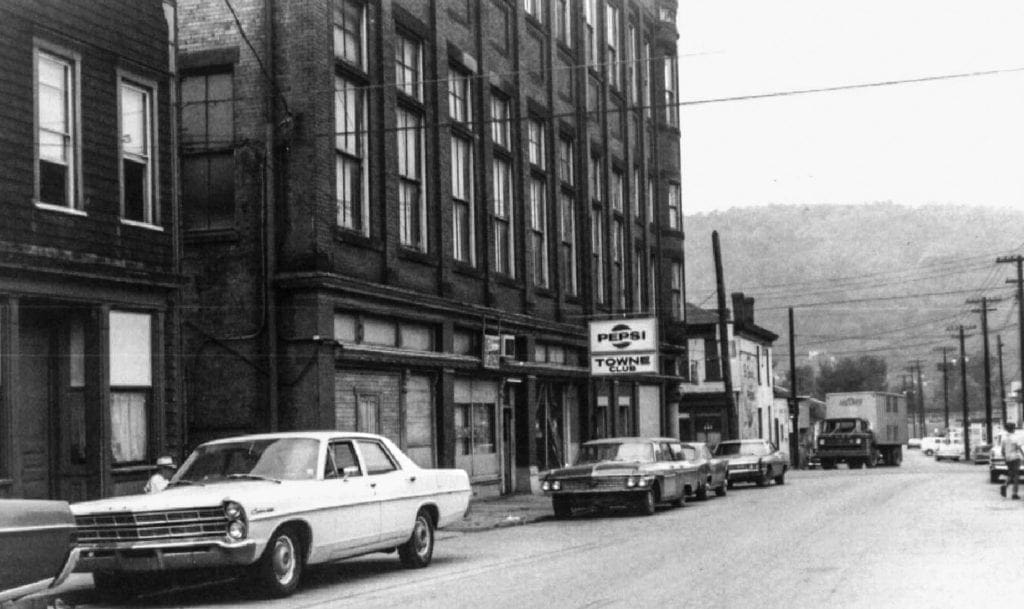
xmin=71 ymin=432 xmax=471 ymax=598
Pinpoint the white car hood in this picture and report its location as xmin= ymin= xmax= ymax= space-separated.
xmin=71 ymin=481 xmax=282 ymax=515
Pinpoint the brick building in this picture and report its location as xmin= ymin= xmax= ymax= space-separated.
xmin=0 ymin=0 xmax=181 ymax=500
xmin=178 ymin=0 xmax=685 ymax=496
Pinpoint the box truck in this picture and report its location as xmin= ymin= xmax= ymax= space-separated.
xmin=817 ymin=392 xmax=908 ymax=468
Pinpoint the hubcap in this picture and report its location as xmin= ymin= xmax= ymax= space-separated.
xmin=272 ymin=536 xmax=297 ymax=584
xmin=413 ymin=517 xmax=430 ymax=558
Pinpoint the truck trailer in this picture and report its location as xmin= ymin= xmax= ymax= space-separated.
xmin=817 ymin=392 xmax=908 ymax=468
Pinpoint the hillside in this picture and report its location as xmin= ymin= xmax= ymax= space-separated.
xmin=684 ymin=203 xmax=1024 ymax=393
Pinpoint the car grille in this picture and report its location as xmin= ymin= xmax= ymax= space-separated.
xmin=75 ymin=507 xmax=228 ymax=544
xmin=820 ymin=438 xmax=860 ymax=447
xmin=558 ymin=477 xmax=627 ymax=491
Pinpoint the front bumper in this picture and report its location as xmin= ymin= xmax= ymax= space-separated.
xmin=74 ymin=538 xmax=259 ymax=573
xmin=816 ymin=449 xmax=869 ymax=460
xmin=0 ymin=547 xmax=81 ymax=604
xmin=726 ymin=466 xmax=766 ymax=482
xmin=546 ymin=489 xmax=647 ymax=508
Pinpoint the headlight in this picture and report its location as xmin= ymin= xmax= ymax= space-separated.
xmin=818 ymin=439 xmax=825 ymax=446
xmin=227 ymin=520 xmax=247 ymax=540
xmin=541 ymin=480 xmax=551 ymax=491
xmin=224 ymin=501 xmax=244 ymax=520
xmin=552 ymin=480 xmax=562 ymax=491
xmin=637 ymin=477 xmax=649 ymax=487
xmin=854 ymin=438 xmax=862 ymax=445
xmin=626 ymin=477 xmax=637 ymax=488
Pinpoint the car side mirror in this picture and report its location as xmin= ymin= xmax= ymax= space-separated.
xmin=341 ymin=465 xmax=360 ymax=479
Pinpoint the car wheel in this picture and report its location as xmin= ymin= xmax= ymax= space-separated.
xmin=774 ymin=470 xmax=786 ymax=485
xmin=924 ymin=449 xmax=934 ymax=456
xmin=399 ymin=510 xmax=435 ymax=569
xmin=696 ymin=482 xmax=709 ymax=500
xmin=726 ymin=480 xmax=735 ymax=489
xmin=756 ymin=470 xmax=770 ymax=486
xmin=255 ymin=526 xmax=304 ymax=598
xmin=991 ymin=471 xmax=1002 ymax=484
xmin=552 ymin=496 xmax=573 ymax=519
xmin=637 ymin=490 xmax=656 ymax=516
xmin=715 ymin=480 xmax=728 ymax=497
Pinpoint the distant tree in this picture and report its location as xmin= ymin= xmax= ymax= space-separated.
xmin=817 ymin=355 xmax=889 ymax=394
xmin=782 ymin=365 xmax=820 ymax=400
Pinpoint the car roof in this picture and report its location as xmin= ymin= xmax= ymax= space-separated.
xmin=716 ymin=439 xmax=767 ymax=444
xmin=201 ymin=431 xmax=386 ymax=445
xmin=582 ymin=436 xmax=680 ymax=445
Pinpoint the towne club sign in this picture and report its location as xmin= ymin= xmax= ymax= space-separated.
xmin=588 ymin=318 xmax=659 ymax=376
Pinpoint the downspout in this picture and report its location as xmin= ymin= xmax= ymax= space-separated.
xmin=264 ymin=0 xmax=279 ymax=431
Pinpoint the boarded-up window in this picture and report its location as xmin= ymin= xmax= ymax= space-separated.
xmin=405 ymin=375 xmax=435 ymax=467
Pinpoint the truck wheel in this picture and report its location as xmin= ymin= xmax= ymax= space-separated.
xmin=866 ymin=453 xmax=878 ymax=468
xmin=254 ymin=526 xmax=304 ymax=598
xmin=891 ymin=447 xmax=903 ymax=466
xmin=398 ymin=509 xmax=435 ymax=569
xmin=695 ymin=482 xmax=708 ymax=500
xmin=552 ymin=496 xmax=573 ymax=518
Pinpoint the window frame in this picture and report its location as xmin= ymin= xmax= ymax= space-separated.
xmin=335 ymin=74 xmax=369 ymax=235
xmin=492 ymin=155 xmax=515 ymax=277
xmin=118 ymin=72 xmax=160 ymax=228
xmin=180 ymin=69 xmax=235 ymax=231
xmin=108 ymin=310 xmax=154 ymax=466
xmin=334 ymin=0 xmax=367 ymax=69
xmin=395 ymin=32 xmax=422 ymax=102
xmin=34 ymin=44 xmax=82 ymax=214
xmin=397 ymin=107 xmax=426 ymax=251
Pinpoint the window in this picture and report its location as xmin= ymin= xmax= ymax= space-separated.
xmin=449 ymin=72 xmax=472 ymax=124
xmin=606 ymin=3 xmax=621 ymax=89
xmin=398 ymin=109 xmax=425 ymax=250
xmin=357 ymin=440 xmax=398 ymax=475
xmin=584 ymin=0 xmax=598 ymax=66
xmin=334 ymin=0 xmax=365 ymax=68
xmin=182 ymin=71 xmax=233 ymax=230
xmin=35 ymin=49 xmax=79 ymax=210
xmin=491 ymin=0 xmax=511 ymax=54
xmin=589 ymin=154 xmax=602 ymax=201
xmin=455 ymin=404 xmax=496 ymax=456
xmin=529 ymin=177 xmax=549 ymax=287
xmin=646 ymin=177 xmax=654 ymax=224
xmin=335 ymin=76 xmax=368 ymax=233
xmin=587 ymin=76 xmax=600 ymax=115
xmin=659 ymin=6 xmax=675 ymax=22
xmin=664 ymin=54 xmax=679 ymax=127
xmin=328 ymin=441 xmax=361 ymax=476
xmin=109 ymin=311 xmax=152 ymax=464
xmin=643 ymin=40 xmax=651 ymax=118
xmin=668 ymin=182 xmax=681 ymax=229
xmin=492 ymin=157 xmax=515 ymax=276
xmin=560 ymin=192 xmax=577 ymax=295
xmin=705 ymin=337 xmax=722 ymax=381
xmin=613 ymin=219 xmax=625 ymax=309
xmin=527 ymin=119 xmax=545 ymax=168
xmin=592 ymin=207 xmax=605 ymax=303
xmin=120 ymin=79 xmax=156 ymax=225
xmin=611 ymin=169 xmax=623 ymax=213
xmin=634 ymin=242 xmax=644 ymax=312
xmin=671 ymin=261 xmax=683 ymax=320
xmin=491 ymin=95 xmax=511 ymax=148
xmin=395 ymin=34 xmax=422 ymax=101
xmin=333 ymin=313 xmax=436 ymax=350
xmin=163 ymin=2 xmax=176 ymax=73
xmin=524 ymin=0 xmax=546 ymax=23
xmin=557 ymin=136 xmax=574 ymax=186
xmin=556 ymin=0 xmax=570 ymax=44
xmin=627 ymin=22 xmax=637 ymax=104
xmin=631 ymin=167 xmax=640 ymax=221
xmin=451 ymin=136 xmax=475 ymax=263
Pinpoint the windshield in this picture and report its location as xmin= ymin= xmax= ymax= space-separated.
xmin=714 ymin=442 xmax=769 ymax=457
xmin=174 ymin=438 xmax=321 ymax=483
xmin=576 ymin=442 xmax=655 ymax=464
xmin=822 ymin=419 xmax=861 ymax=433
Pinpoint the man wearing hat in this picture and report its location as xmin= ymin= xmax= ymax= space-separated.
xmin=145 ymin=456 xmax=176 ymax=493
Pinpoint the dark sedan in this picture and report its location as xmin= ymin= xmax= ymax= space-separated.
xmin=0 ymin=499 xmax=79 ymax=603
xmin=541 ymin=437 xmax=701 ymax=517
xmin=713 ymin=439 xmax=788 ymax=487
xmin=678 ymin=441 xmax=728 ymax=499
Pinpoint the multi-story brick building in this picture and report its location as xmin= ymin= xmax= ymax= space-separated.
xmin=178 ymin=0 xmax=684 ymax=496
xmin=0 ymin=0 xmax=181 ymax=500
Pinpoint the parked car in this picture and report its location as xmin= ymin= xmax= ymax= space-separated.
xmin=988 ymin=438 xmax=1017 ymax=483
xmin=0 ymin=499 xmax=80 ymax=603
xmin=713 ymin=439 xmax=788 ymax=487
xmin=972 ymin=443 xmax=993 ymax=464
xmin=907 ymin=438 xmax=922 ymax=449
xmin=677 ymin=441 xmax=728 ymax=499
xmin=934 ymin=438 xmax=966 ymax=461
xmin=919 ymin=436 xmax=944 ymax=456
xmin=71 ymin=432 xmax=471 ymax=598
xmin=541 ymin=437 xmax=701 ymax=517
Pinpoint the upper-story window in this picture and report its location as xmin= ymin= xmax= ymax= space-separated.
xmin=584 ymin=0 xmax=598 ymax=67
xmin=395 ymin=34 xmax=422 ymax=101
xmin=334 ymin=0 xmax=366 ymax=68
xmin=335 ymin=75 xmax=368 ymax=233
xmin=557 ymin=136 xmax=573 ymax=186
xmin=35 ymin=48 xmax=79 ymax=210
xmin=664 ymin=54 xmax=679 ymax=127
xmin=527 ymin=119 xmax=545 ymax=169
xmin=589 ymin=154 xmax=602 ymax=201
xmin=529 ymin=177 xmax=549 ymax=288
xmin=626 ymin=22 xmax=637 ymax=105
xmin=397 ymin=109 xmax=425 ymax=250
xmin=659 ymin=6 xmax=675 ymax=22
xmin=525 ymin=0 xmax=546 ymax=24
xmin=181 ymin=71 xmax=234 ymax=230
xmin=631 ymin=167 xmax=640 ymax=221
xmin=591 ymin=206 xmax=605 ymax=304
xmin=556 ymin=0 xmax=571 ymax=45
xmin=492 ymin=156 xmax=514 ymax=277
xmin=646 ymin=176 xmax=654 ymax=224
xmin=451 ymin=136 xmax=475 ymax=264
xmin=449 ymin=72 xmax=472 ymax=125
xmin=643 ymin=40 xmax=651 ymax=118
xmin=119 ymin=78 xmax=157 ymax=225
xmin=667 ymin=182 xmax=681 ymax=229
xmin=606 ymin=3 xmax=621 ymax=90
xmin=671 ymin=261 xmax=683 ymax=320
xmin=491 ymin=96 xmax=511 ymax=148
xmin=611 ymin=169 xmax=623 ymax=213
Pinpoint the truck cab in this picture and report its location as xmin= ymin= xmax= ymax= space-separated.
xmin=817 ymin=417 xmax=877 ymax=469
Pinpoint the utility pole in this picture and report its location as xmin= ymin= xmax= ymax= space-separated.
xmin=998 ymin=334 xmax=1007 ymax=426
xmin=997 ymin=254 xmax=1024 ymax=420
xmin=967 ymin=296 xmax=1001 ymax=444
xmin=712 ymin=232 xmax=736 ymax=439
xmin=958 ymin=326 xmax=971 ymax=460
xmin=934 ymin=346 xmax=952 ymax=432
xmin=906 ymin=361 xmax=924 ymax=436
xmin=788 ymin=307 xmax=799 ymax=468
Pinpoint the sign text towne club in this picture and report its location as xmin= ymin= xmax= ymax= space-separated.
xmin=588 ymin=318 xmax=659 ymax=376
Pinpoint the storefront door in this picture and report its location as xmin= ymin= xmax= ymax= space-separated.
xmin=454 ymin=378 xmax=499 ymax=482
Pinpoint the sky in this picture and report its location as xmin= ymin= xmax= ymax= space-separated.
xmin=677 ymin=0 xmax=1024 ymax=215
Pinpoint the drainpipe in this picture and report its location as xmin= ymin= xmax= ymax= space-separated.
xmin=264 ymin=0 xmax=279 ymax=431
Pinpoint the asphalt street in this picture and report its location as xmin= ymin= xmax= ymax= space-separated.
xmin=58 ymin=450 xmax=1024 ymax=609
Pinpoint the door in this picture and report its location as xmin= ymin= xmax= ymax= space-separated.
xmin=18 ymin=314 xmax=54 ymax=499
xmin=696 ymin=415 xmax=724 ymax=451
xmin=356 ymin=438 xmax=416 ymax=545
xmin=501 ymin=386 xmax=515 ymax=495
xmin=325 ymin=440 xmax=380 ymax=556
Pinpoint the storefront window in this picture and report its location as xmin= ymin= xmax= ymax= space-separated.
xmin=109 ymin=311 xmax=152 ymax=464
xmin=454 ymin=379 xmax=500 ymax=479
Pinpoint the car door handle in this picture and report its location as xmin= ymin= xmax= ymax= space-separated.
xmin=408 ymin=476 xmax=417 ymax=483
xmin=370 ymin=482 xmax=377 ymax=488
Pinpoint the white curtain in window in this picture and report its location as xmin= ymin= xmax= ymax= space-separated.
xmin=111 ymin=391 xmax=147 ymax=462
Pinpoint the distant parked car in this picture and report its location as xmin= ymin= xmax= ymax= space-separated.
xmin=71 ymin=432 xmax=471 ymax=598
xmin=907 ymin=438 xmax=922 ymax=449
xmin=0 ymin=499 xmax=79 ymax=603
xmin=935 ymin=438 xmax=966 ymax=461
xmin=919 ymin=436 xmax=944 ymax=456
xmin=972 ymin=443 xmax=993 ymax=464
xmin=988 ymin=437 xmax=1015 ymax=483
xmin=541 ymin=437 xmax=702 ymax=517
xmin=677 ymin=441 xmax=728 ymax=499
xmin=713 ymin=439 xmax=788 ymax=487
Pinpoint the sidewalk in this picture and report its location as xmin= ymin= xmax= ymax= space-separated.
xmin=447 ymin=491 xmax=553 ymax=532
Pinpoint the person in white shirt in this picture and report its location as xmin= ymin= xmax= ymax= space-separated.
xmin=145 ymin=455 xmax=176 ymax=493
xmin=1000 ymin=423 xmax=1023 ymax=499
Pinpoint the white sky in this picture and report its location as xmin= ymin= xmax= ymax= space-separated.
xmin=677 ymin=0 xmax=1024 ymax=214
